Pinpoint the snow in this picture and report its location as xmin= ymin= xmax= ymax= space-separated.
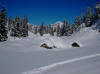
xmin=22 ymin=53 xmax=100 ymax=74
xmin=0 ymin=26 xmax=100 ymax=74
xmin=50 ymin=21 xmax=63 ymax=28
xmin=41 ymin=27 xmax=99 ymax=49
xmin=41 ymin=35 xmax=67 ymax=48
xmin=68 ymin=27 xmax=99 ymax=47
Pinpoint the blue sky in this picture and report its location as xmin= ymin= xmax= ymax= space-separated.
xmin=0 ymin=0 xmax=98 ymax=25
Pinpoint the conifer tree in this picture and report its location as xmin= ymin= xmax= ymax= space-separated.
xmin=61 ymin=20 xmax=69 ymax=36
xmin=94 ymin=2 xmax=100 ymax=20
xmin=73 ymin=16 xmax=81 ymax=32
xmin=22 ymin=16 xmax=28 ymax=37
xmin=39 ymin=23 xmax=44 ymax=36
xmin=81 ymin=9 xmax=85 ymax=23
xmin=12 ymin=16 xmax=21 ymax=37
xmin=10 ymin=21 xmax=15 ymax=37
xmin=85 ymin=7 xmax=93 ymax=27
xmin=56 ymin=25 xmax=61 ymax=37
xmin=34 ymin=26 xmax=38 ymax=34
xmin=49 ymin=26 xmax=54 ymax=36
xmin=0 ymin=5 xmax=8 ymax=41
xmin=8 ymin=16 xmax=13 ymax=31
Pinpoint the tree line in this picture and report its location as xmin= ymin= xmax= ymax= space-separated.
xmin=33 ymin=4 xmax=99 ymax=36
xmin=0 ymin=1 xmax=100 ymax=42
xmin=8 ymin=16 xmax=28 ymax=38
xmin=0 ymin=6 xmax=28 ymax=42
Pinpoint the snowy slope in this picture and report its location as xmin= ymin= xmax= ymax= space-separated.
xmin=65 ymin=27 xmax=99 ymax=47
xmin=0 ymin=27 xmax=100 ymax=74
xmin=42 ymin=27 xmax=99 ymax=49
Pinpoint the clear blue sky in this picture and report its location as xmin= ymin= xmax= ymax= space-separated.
xmin=0 ymin=0 xmax=98 ymax=25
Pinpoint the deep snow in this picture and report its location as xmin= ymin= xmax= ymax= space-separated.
xmin=0 ymin=27 xmax=100 ymax=74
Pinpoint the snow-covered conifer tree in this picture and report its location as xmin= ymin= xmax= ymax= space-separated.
xmin=73 ymin=16 xmax=82 ymax=32
xmin=39 ymin=23 xmax=44 ymax=36
xmin=8 ymin=16 xmax=13 ymax=31
xmin=22 ymin=16 xmax=28 ymax=37
xmin=56 ymin=25 xmax=61 ymax=36
xmin=85 ymin=7 xmax=93 ymax=27
xmin=0 ymin=5 xmax=8 ymax=41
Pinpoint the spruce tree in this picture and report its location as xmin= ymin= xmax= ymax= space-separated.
xmin=34 ymin=26 xmax=38 ymax=34
xmin=22 ymin=16 xmax=28 ymax=37
xmin=39 ymin=23 xmax=44 ymax=36
xmin=49 ymin=26 xmax=54 ymax=36
xmin=10 ymin=21 xmax=15 ymax=37
xmin=14 ymin=16 xmax=21 ymax=37
xmin=0 ymin=5 xmax=8 ymax=41
xmin=85 ymin=7 xmax=93 ymax=27
xmin=73 ymin=16 xmax=81 ymax=32
xmin=56 ymin=25 xmax=61 ymax=37
xmin=94 ymin=2 xmax=100 ymax=21
xmin=61 ymin=20 xmax=69 ymax=36
xmin=81 ymin=9 xmax=85 ymax=23
xmin=95 ymin=2 xmax=100 ymax=18
xmin=8 ymin=16 xmax=13 ymax=31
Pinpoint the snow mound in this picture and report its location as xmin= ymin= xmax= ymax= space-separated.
xmin=65 ymin=27 xmax=99 ymax=47
xmin=41 ymin=36 xmax=67 ymax=48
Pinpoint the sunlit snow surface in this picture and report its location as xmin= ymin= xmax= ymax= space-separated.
xmin=0 ymin=27 xmax=100 ymax=74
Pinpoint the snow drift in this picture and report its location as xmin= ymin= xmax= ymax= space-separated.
xmin=41 ymin=27 xmax=99 ymax=48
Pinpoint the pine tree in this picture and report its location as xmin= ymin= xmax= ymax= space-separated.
xmin=61 ymin=20 xmax=69 ymax=36
xmin=10 ymin=21 xmax=15 ymax=37
xmin=43 ymin=25 xmax=46 ymax=34
xmin=39 ymin=23 xmax=44 ymax=36
xmin=45 ymin=26 xmax=49 ymax=34
xmin=85 ymin=7 xmax=93 ymax=27
xmin=95 ymin=2 xmax=100 ymax=18
xmin=13 ymin=16 xmax=21 ymax=37
xmin=56 ymin=25 xmax=61 ymax=37
xmin=34 ymin=26 xmax=38 ymax=34
xmin=8 ymin=16 xmax=13 ymax=31
xmin=0 ymin=5 xmax=8 ymax=41
xmin=73 ymin=16 xmax=81 ymax=32
xmin=48 ymin=26 xmax=50 ymax=35
xmin=22 ymin=16 xmax=28 ymax=37
xmin=94 ymin=2 xmax=100 ymax=21
xmin=68 ymin=25 xmax=73 ymax=35
xmin=81 ymin=9 xmax=85 ymax=23
xmin=49 ymin=26 xmax=54 ymax=36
